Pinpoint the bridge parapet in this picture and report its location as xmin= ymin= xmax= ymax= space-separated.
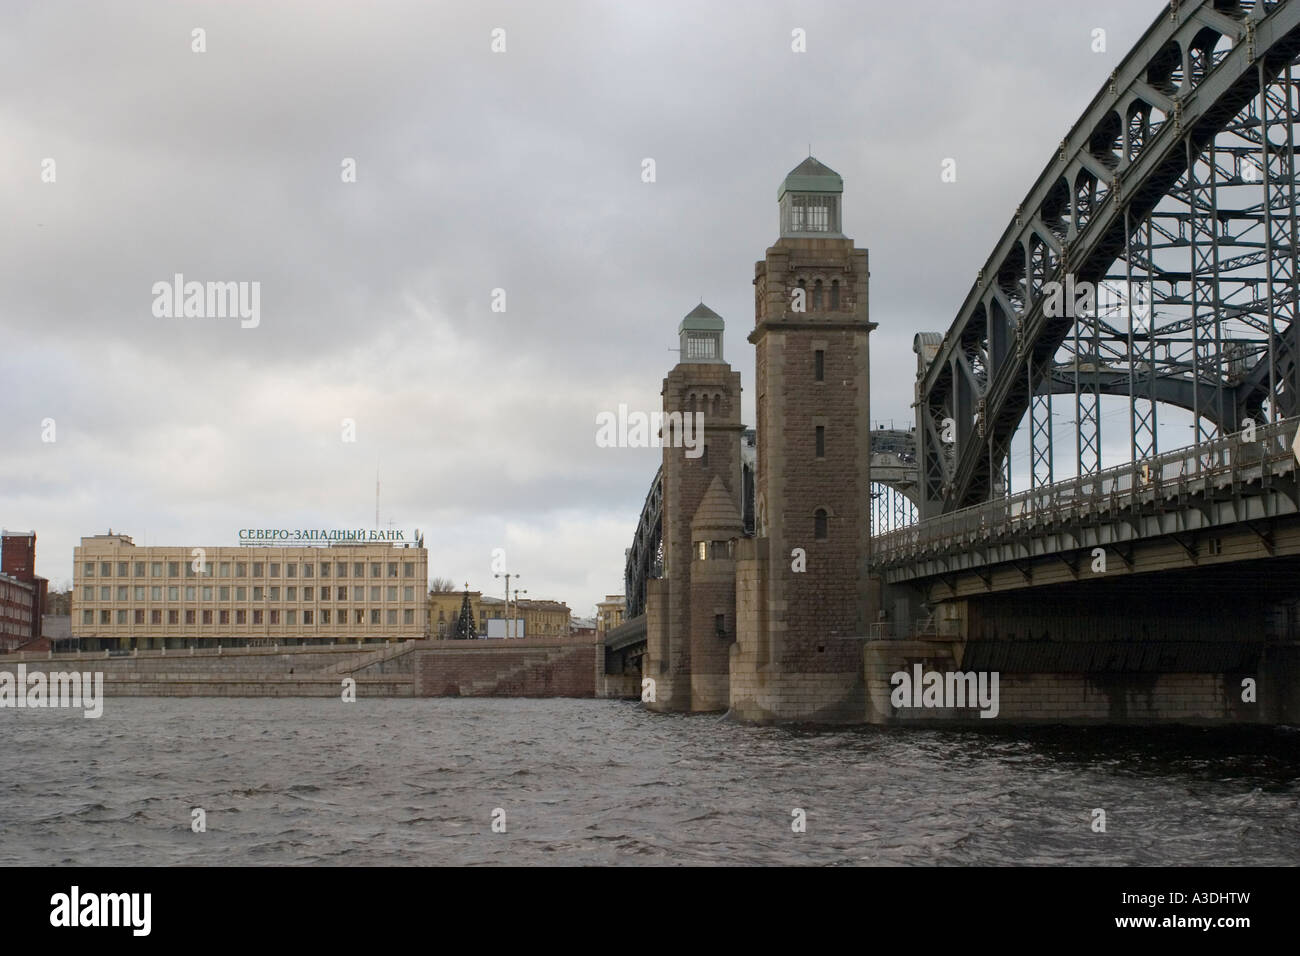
xmin=873 ymin=418 xmax=1299 ymax=570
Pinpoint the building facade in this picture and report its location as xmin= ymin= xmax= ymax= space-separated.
xmin=1 ymin=530 xmax=47 ymax=651
xmin=428 ymin=588 xmax=482 ymax=638
xmin=428 ymin=590 xmax=571 ymax=639
xmin=72 ymin=532 xmax=428 ymax=649
xmin=516 ymin=599 xmax=571 ymax=638
xmin=0 ymin=573 xmax=38 ymax=652
xmin=595 ymin=595 xmax=626 ymax=638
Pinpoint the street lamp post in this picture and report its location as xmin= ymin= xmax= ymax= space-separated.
xmin=514 ymin=589 xmax=528 ymax=639
xmin=494 ymin=572 xmax=521 ymax=638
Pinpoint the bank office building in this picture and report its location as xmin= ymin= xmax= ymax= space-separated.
xmin=72 ymin=531 xmax=429 ymax=650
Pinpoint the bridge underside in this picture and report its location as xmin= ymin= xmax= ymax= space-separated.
xmin=604 ymin=614 xmax=646 ymax=677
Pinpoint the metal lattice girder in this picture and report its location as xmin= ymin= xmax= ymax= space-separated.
xmin=1260 ymin=60 xmax=1300 ymax=419
xmin=1029 ymin=357 xmax=1054 ymax=487
xmin=914 ymin=0 xmax=1300 ymax=515
xmin=624 ymin=466 xmax=663 ymax=620
xmin=870 ymin=483 xmax=919 ymax=536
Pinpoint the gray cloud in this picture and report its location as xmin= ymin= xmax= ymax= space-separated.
xmin=0 ymin=0 xmax=1162 ymax=612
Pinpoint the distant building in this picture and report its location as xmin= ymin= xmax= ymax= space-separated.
xmin=1 ymin=530 xmax=47 ymax=652
xmin=73 ymin=532 xmax=428 ymax=650
xmin=429 ymin=588 xmax=571 ymax=639
xmin=595 ymin=595 xmax=626 ymax=638
xmin=516 ymin=598 xmax=571 ymax=638
xmin=428 ymin=588 xmax=482 ymax=639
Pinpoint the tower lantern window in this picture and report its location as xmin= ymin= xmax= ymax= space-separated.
xmin=785 ymin=193 xmax=838 ymax=234
xmin=685 ymin=332 xmax=719 ymax=360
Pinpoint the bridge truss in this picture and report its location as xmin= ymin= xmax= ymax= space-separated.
xmin=916 ymin=0 xmax=1300 ymax=516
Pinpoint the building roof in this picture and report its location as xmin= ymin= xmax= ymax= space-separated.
xmin=691 ymin=476 xmax=744 ymax=534
xmin=678 ymin=301 xmax=724 ymax=334
xmin=778 ymin=156 xmax=843 ymax=199
xmin=516 ymin=599 xmax=570 ymax=612
xmin=0 ymin=571 xmax=34 ymax=591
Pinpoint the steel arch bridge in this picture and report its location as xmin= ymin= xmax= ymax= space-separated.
xmin=916 ymin=0 xmax=1300 ymax=517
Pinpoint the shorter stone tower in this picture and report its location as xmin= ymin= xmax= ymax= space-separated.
xmin=643 ymin=304 xmax=744 ymax=712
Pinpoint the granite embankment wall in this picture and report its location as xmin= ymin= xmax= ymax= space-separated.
xmin=411 ymin=638 xmax=605 ymax=697
xmin=2 ymin=638 xmax=621 ymax=699
xmin=1 ymin=643 xmax=416 ymax=697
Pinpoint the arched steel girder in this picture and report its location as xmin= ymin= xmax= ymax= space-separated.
xmin=624 ymin=465 xmax=662 ymax=621
xmin=1041 ymin=367 xmax=1240 ymax=429
xmin=916 ymin=0 xmax=1300 ymax=516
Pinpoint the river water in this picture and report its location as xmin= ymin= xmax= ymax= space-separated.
xmin=2 ymin=698 xmax=1297 ymax=865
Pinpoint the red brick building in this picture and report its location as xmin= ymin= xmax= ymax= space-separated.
xmin=1 ymin=530 xmax=47 ymax=651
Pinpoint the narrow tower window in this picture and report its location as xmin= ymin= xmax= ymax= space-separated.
xmin=831 ymin=280 xmax=840 ymax=310
xmin=814 ymin=509 xmax=829 ymax=541
xmin=815 ymin=425 xmax=825 ymax=458
xmin=813 ymin=279 xmax=823 ymax=311
xmin=814 ymin=349 xmax=824 ymax=382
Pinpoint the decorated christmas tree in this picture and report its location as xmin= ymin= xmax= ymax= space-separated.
xmin=454 ymin=585 xmax=476 ymax=640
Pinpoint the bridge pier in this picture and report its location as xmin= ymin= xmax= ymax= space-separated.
xmin=726 ymin=536 xmax=868 ymax=723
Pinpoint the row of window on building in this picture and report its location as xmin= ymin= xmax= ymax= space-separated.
xmin=80 ymin=584 xmax=420 ymax=603
xmin=82 ymin=607 xmax=417 ymax=627
xmin=80 ymin=559 xmax=420 ymax=580
xmin=1 ymin=577 xmax=35 ymax=640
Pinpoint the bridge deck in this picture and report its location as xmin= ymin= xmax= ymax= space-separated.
xmin=873 ymin=419 xmax=1299 ymax=581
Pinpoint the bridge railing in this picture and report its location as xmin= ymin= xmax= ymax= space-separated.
xmin=872 ymin=418 xmax=1299 ymax=566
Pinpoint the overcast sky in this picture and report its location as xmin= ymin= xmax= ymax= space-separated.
xmin=0 ymin=0 xmax=1164 ymax=614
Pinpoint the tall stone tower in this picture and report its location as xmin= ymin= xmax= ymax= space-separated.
xmin=730 ymin=157 xmax=875 ymax=722
xmin=643 ymin=304 xmax=745 ymax=712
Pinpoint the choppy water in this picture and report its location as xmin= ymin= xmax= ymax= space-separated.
xmin=1 ymin=698 xmax=1297 ymax=865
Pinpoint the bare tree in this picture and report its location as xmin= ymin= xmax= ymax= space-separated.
xmin=428 ymin=576 xmax=457 ymax=593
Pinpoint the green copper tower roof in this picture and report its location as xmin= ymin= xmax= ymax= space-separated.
xmin=678 ymin=301 xmax=724 ymax=333
xmin=778 ymin=156 xmax=843 ymax=200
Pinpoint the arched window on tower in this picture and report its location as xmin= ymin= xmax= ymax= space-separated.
xmin=813 ymin=279 xmax=823 ymax=311
xmin=814 ymin=509 xmax=828 ymax=541
xmin=831 ymin=280 xmax=840 ymax=310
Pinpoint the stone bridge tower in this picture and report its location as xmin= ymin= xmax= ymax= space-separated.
xmin=731 ymin=157 xmax=875 ymax=722
xmin=643 ymin=304 xmax=745 ymax=712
